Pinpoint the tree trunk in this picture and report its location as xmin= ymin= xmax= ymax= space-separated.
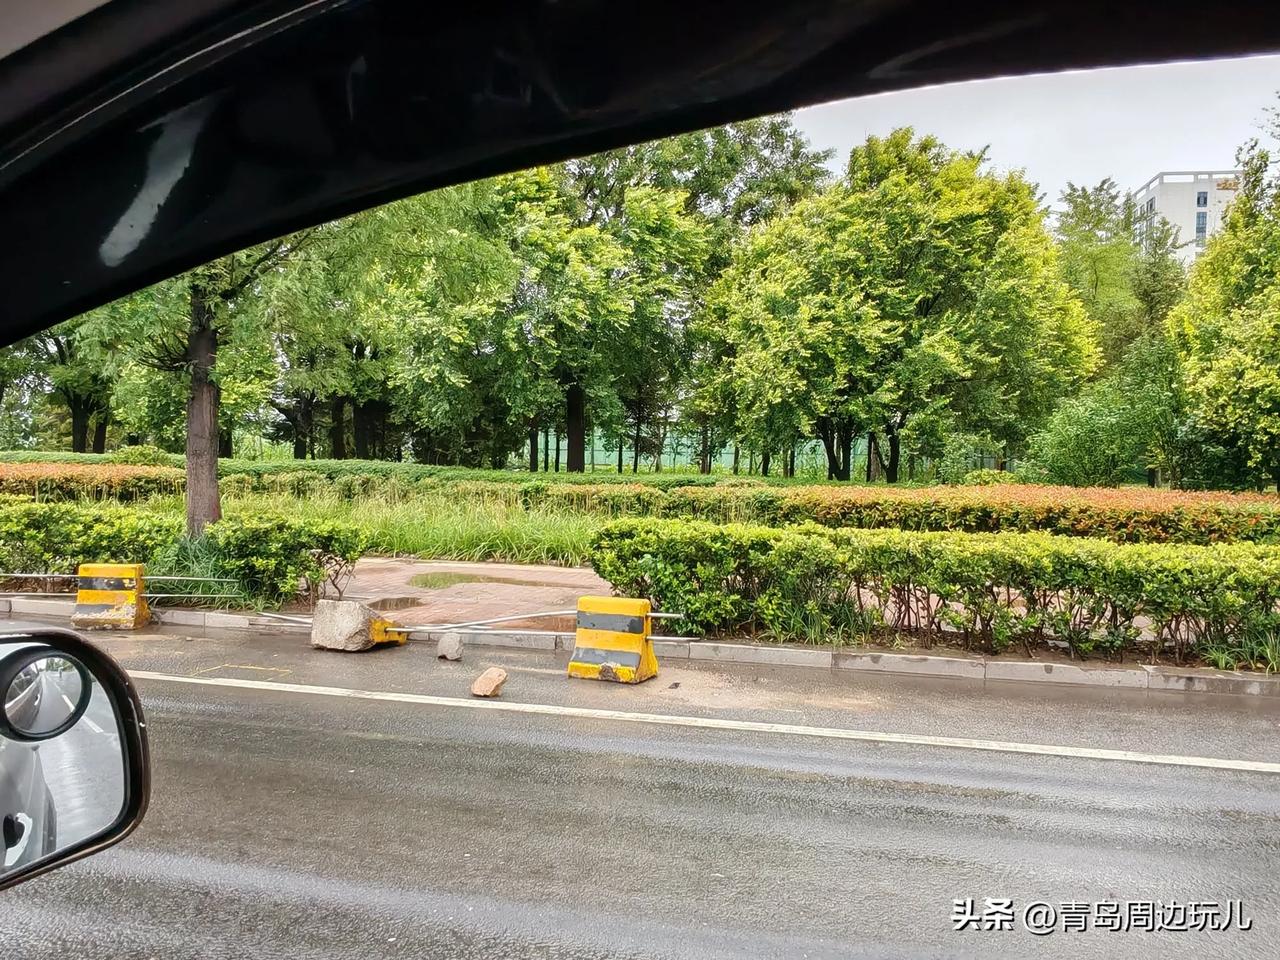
xmin=885 ymin=430 xmax=901 ymax=484
xmin=632 ymin=420 xmax=642 ymax=473
xmin=292 ymin=429 xmax=306 ymax=459
xmin=542 ymin=428 xmax=550 ymax=472
xmin=91 ymin=416 xmax=108 ymax=454
xmin=185 ymin=287 xmax=222 ymax=537
xmin=760 ymin=448 xmax=771 ymax=477
xmin=554 ymin=428 xmax=561 ymax=472
xmin=617 ymin=441 xmax=623 ymax=473
xmin=69 ymin=400 xmax=89 ymax=453
xmin=699 ymin=424 xmax=711 ymax=474
xmin=372 ymin=402 xmax=386 ymax=460
xmin=732 ymin=444 xmax=740 ymax=475
xmin=788 ymin=444 xmax=797 ymax=478
xmin=819 ymin=419 xmax=850 ymax=481
xmin=528 ymin=420 xmax=539 ymax=472
xmin=330 ymin=397 xmax=347 ymax=459
xmin=353 ymin=402 xmax=371 ymax=459
xmin=565 ymin=384 xmax=586 ymax=472
xmin=865 ymin=432 xmax=878 ymax=483
xmin=1147 ymin=467 xmax=1158 ymax=488
xmin=219 ymin=427 xmax=233 ymax=459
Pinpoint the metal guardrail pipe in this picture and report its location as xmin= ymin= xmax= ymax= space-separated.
xmin=143 ymin=593 xmax=244 ymax=601
xmin=386 ymin=609 xmax=578 ymax=632
xmin=253 ymin=611 xmax=312 ymax=624
xmin=382 ymin=623 xmax=699 ymax=643
xmin=146 ymin=576 xmax=239 ymax=583
xmin=387 ymin=609 xmax=685 ymax=632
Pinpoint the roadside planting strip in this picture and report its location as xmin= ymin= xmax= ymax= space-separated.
xmin=127 ymin=670 xmax=1280 ymax=775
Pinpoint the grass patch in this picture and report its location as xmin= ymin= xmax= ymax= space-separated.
xmin=146 ymin=536 xmax=252 ymax=607
xmin=409 ymin=572 xmax=481 ymax=589
xmin=141 ymin=491 xmax=599 ymax=566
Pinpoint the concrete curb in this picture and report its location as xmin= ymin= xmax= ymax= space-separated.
xmin=5 ymin=598 xmax=1277 ymax=697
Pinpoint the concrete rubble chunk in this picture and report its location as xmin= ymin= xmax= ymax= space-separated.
xmin=437 ymin=632 xmax=464 ymax=661
xmin=310 ymin=599 xmax=382 ymax=652
xmin=470 ymin=667 xmax=507 ymax=698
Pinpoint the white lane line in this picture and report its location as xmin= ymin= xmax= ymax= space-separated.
xmin=62 ymin=692 xmax=105 ymax=734
xmin=127 ymin=670 xmax=1280 ymax=775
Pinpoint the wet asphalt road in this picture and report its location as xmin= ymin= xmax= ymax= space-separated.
xmin=2 ymin=626 xmax=1280 ymax=959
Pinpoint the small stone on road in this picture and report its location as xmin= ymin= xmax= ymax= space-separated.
xmin=470 ymin=667 xmax=507 ymax=698
xmin=437 ymin=632 xmax=464 ymax=661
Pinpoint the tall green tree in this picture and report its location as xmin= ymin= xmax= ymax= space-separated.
xmin=1055 ymin=178 xmax=1184 ymax=368
xmin=102 ymin=239 xmax=315 ymax=533
xmin=23 ymin=314 xmax=120 ymax=452
xmin=1172 ymin=119 xmax=1280 ymax=490
xmin=568 ymin=117 xmax=830 ymax=471
xmin=714 ymin=128 xmax=1098 ymax=481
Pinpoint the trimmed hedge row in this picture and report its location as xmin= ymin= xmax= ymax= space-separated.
xmin=529 ymin=482 xmax=1280 ymax=545
xmin=0 ymin=498 xmax=180 ymax=572
xmin=589 ymin=518 xmax=1280 ymax=664
xmin=0 ymin=451 xmax=732 ymax=489
xmin=8 ymin=458 xmax=1280 ymax=544
xmin=0 ymin=500 xmax=367 ymax=606
xmin=0 ymin=462 xmax=184 ymax=500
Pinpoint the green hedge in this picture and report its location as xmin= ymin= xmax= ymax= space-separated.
xmin=0 ymin=499 xmax=181 ymax=572
xmin=0 ymin=500 xmax=367 ymax=606
xmin=589 ymin=518 xmax=1280 ymax=666
xmin=536 ymin=483 xmax=1280 ymax=545
xmin=206 ymin=515 xmax=368 ymax=605
xmin=6 ymin=453 xmax=1280 ymax=546
xmin=0 ymin=451 xmax=730 ymax=488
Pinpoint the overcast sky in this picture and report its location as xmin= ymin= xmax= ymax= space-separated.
xmin=794 ymin=54 xmax=1280 ymax=205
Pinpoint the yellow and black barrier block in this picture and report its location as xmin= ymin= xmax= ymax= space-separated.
xmin=567 ymin=596 xmax=657 ymax=684
xmin=372 ymin=618 xmax=406 ymax=646
xmin=71 ymin=562 xmax=150 ymax=630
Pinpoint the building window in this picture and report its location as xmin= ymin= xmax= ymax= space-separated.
xmin=1195 ymin=211 xmax=1208 ymax=246
xmin=1196 ymin=190 xmax=1208 ymax=207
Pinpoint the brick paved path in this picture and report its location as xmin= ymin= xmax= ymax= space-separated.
xmin=343 ymin=558 xmax=610 ymax=630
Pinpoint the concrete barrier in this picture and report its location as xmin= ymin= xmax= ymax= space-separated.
xmin=568 ymin=596 xmax=658 ymax=683
xmin=311 ymin=599 xmax=399 ymax=652
xmin=71 ymin=563 xmax=149 ymax=630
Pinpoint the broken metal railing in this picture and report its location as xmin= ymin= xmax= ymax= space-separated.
xmin=383 ymin=608 xmax=694 ymax=642
xmin=251 ymin=606 xmax=695 ymax=641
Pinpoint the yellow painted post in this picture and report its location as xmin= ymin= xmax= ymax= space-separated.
xmin=71 ymin=563 xmax=150 ymax=630
xmin=567 ymin=596 xmax=658 ymax=684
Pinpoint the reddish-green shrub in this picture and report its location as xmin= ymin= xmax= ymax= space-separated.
xmin=0 ymin=463 xmax=184 ymax=501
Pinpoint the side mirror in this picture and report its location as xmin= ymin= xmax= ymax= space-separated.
xmin=0 ymin=625 xmax=149 ymax=891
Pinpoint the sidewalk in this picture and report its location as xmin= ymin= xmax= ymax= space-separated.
xmin=7 ymin=557 xmax=1279 ymax=698
xmin=343 ymin=558 xmax=610 ymax=630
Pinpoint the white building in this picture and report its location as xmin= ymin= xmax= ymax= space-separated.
xmin=1132 ymin=170 xmax=1240 ymax=264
